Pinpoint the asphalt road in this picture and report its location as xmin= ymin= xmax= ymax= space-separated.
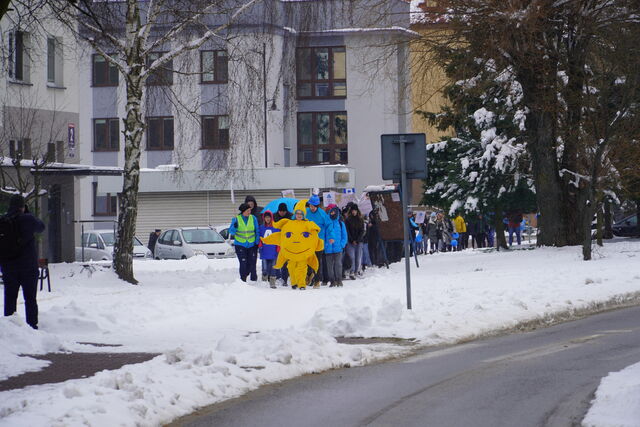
xmin=174 ymin=305 xmax=640 ymax=427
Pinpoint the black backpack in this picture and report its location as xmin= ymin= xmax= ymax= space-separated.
xmin=0 ymin=214 xmax=23 ymax=261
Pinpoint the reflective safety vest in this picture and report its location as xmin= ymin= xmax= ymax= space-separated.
xmin=235 ymin=215 xmax=256 ymax=244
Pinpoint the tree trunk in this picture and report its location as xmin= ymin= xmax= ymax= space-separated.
xmin=637 ymin=199 xmax=640 ymax=236
xmin=526 ymin=109 xmax=567 ymax=247
xmin=596 ymin=203 xmax=603 ymax=246
xmin=603 ymin=197 xmax=613 ymax=239
xmin=113 ymin=77 xmax=144 ymax=284
xmin=582 ymin=200 xmax=596 ymax=261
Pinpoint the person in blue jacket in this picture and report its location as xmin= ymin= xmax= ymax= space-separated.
xmin=229 ymin=203 xmax=260 ymax=282
xmin=259 ymin=211 xmax=280 ymax=288
xmin=324 ymin=205 xmax=347 ymax=287
xmin=1 ymin=194 xmax=45 ymax=329
xmin=305 ymin=194 xmax=330 ymax=288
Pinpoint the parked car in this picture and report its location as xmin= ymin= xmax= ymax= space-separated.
xmin=612 ymin=214 xmax=639 ymax=237
xmin=75 ymin=230 xmax=152 ymax=261
xmin=154 ymin=227 xmax=235 ymax=259
xmin=212 ymin=224 xmax=233 ymax=242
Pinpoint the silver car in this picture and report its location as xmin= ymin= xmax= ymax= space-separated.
xmin=154 ymin=227 xmax=235 ymax=259
xmin=75 ymin=230 xmax=153 ymax=261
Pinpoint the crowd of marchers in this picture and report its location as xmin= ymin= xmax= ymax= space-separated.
xmin=227 ymin=195 xmax=377 ymax=290
xmin=409 ymin=210 xmax=528 ymax=254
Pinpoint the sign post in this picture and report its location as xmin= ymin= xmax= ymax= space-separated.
xmin=381 ymin=133 xmax=427 ymax=310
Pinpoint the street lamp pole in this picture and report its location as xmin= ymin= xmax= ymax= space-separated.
xmin=262 ymin=43 xmax=268 ymax=168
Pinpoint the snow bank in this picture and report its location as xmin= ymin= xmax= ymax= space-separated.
xmin=582 ymin=361 xmax=640 ymax=427
xmin=1 ymin=240 xmax=640 ymax=425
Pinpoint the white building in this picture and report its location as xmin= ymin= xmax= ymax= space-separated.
xmin=0 ymin=5 xmax=90 ymax=262
xmin=74 ymin=0 xmax=415 ymax=244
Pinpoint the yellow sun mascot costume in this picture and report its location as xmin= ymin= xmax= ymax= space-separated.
xmin=261 ymin=210 xmax=324 ymax=290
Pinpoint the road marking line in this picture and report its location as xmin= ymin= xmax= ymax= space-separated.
xmin=404 ymin=343 xmax=484 ymax=363
xmin=483 ymin=333 xmax=606 ymax=364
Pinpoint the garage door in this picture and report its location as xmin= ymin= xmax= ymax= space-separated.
xmin=136 ymin=190 xmax=286 ymax=243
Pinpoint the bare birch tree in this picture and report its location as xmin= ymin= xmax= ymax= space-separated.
xmin=50 ymin=0 xmax=263 ymax=284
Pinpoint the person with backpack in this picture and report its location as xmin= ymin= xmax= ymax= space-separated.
xmin=1 ymin=194 xmax=45 ymax=329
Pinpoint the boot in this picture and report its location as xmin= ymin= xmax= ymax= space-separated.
xmin=329 ymin=281 xmax=336 ymax=288
xmin=313 ymin=282 xmax=320 ymax=289
xmin=337 ymin=280 xmax=344 ymax=287
xmin=262 ymin=274 xmax=267 ymax=281
xmin=269 ymin=276 xmax=277 ymax=289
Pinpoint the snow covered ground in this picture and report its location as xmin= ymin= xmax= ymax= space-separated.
xmin=583 ymin=361 xmax=640 ymax=427
xmin=2 ymin=240 xmax=640 ymax=426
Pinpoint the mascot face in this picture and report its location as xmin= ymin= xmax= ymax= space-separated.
xmin=281 ymin=224 xmax=319 ymax=259
xmin=261 ymin=218 xmax=324 ymax=263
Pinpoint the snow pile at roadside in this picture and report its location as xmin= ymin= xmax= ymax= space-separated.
xmin=582 ymin=361 xmax=640 ymax=427
xmin=1 ymin=240 xmax=640 ymax=426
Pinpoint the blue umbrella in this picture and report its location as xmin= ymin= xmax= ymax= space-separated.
xmin=262 ymin=197 xmax=299 ymax=214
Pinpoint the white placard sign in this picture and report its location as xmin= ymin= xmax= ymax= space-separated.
xmin=415 ymin=211 xmax=426 ymax=224
xmin=358 ymin=195 xmax=373 ymax=216
xmin=281 ymin=189 xmax=296 ymax=198
xmin=338 ymin=193 xmax=356 ymax=209
xmin=323 ymin=191 xmax=337 ymax=207
xmin=391 ymin=192 xmax=400 ymax=202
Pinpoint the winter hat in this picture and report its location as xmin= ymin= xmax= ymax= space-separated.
xmin=308 ymin=194 xmax=321 ymax=206
xmin=244 ymin=195 xmax=257 ymax=204
xmin=327 ymin=203 xmax=338 ymax=210
xmin=263 ymin=211 xmax=273 ymax=219
xmin=9 ymin=194 xmax=25 ymax=210
xmin=294 ymin=209 xmax=305 ymax=218
xmin=238 ymin=203 xmax=251 ymax=212
xmin=329 ymin=206 xmax=340 ymax=219
xmin=277 ymin=202 xmax=288 ymax=212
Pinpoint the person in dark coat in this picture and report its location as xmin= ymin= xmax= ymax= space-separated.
xmin=244 ymin=195 xmax=264 ymax=226
xmin=1 ymin=194 xmax=45 ymax=329
xmin=148 ymin=229 xmax=161 ymax=255
xmin=344 ymin=203 xmax=365 ymax=280
xmin=273 ymin=202 xmax=292 ymax=222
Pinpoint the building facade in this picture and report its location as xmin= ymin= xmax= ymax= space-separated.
xmin=1 ymin=5 xmax=84 ymax=262
xmin=74 ymin=0 xmax=415 ymax=243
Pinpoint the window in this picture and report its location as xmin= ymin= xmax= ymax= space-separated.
xmin=93 ymin=118 xmax=120 ymax=151
xmin=8 ymin=30 xmax=29 ymax=82
xmin=46 ymin=142 xmax=56 ymax=163
xmin=46 ymin=36 xmax=63 ymax=86
xmin=297 ymin=112 xmax=348 ymax=164
xmin=201 ymin=50 xmax=228 ymax=83
xmin=146 ymin=117 xmax=174 ymax=150
xmin=296 ymin=46 xmax=346 ymax=98
xmin=92 ymin=54 xmax=119 ymax=86
xmin=93 ymin=182 xmax=117 ymax=216
xmin=146 ymin=52 xmax=173 ymax=85
xmin=201 ymin=115 xmax=229 ymax=149
xmin=9 ymin=139 xmax=31 ymax=159
xmin=56 ymin=140 xmax=65 ymax=162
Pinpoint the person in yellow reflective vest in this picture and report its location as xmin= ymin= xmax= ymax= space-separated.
xmin=229 ymin=203 xmax=260 ymax=282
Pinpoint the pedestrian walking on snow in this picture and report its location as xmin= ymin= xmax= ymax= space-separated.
xmin=229 ymin=203 xmax=259 ymax=282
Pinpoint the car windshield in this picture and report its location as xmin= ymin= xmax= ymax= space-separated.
xmin=182 ymin=229 xmax=225 ymax=244
xmin=100 ymin=233 xmax=144 ymax=246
